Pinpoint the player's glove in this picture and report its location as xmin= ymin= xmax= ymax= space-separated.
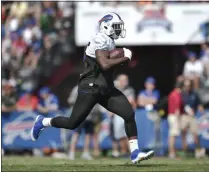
xmin=123 ymin=48 xmax=132 ymax=60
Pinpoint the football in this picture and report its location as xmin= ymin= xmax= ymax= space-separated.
xmin=109 ymin=48 xmax=124 ymax=59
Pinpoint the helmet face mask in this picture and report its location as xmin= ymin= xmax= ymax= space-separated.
xmin=112 ymin=23 xmax=122 ymax=36
xmin=111 ymin=22 xmax=126 ymax=39
xmin=99 ymin=13 xmax=126 ymax=40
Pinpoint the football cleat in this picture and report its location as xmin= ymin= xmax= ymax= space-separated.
xmin=131 ymin=149 xmax=154 ymax=164
xmin=31 ymin=115 xmax=45 ymax=141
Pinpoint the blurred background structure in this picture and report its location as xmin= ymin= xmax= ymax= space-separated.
xmin=1 ymin=1 xmax=209 ymax=159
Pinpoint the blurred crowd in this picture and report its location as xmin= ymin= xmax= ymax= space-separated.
xmin=183 ymin=43 xmax=209 ymax=106
xmin=2 ymin=1 xmax=74 ymax=93
xmin=2 ymin=1 xmax=75 ymax=115
xmin=2 ymin=86 xmax=59 ymax=114
xmin=166 ymin=43 xmax=209 ymax=159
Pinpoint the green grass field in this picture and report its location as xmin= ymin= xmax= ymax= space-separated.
xmin=2 ymin=156 xmax=209 ymax=172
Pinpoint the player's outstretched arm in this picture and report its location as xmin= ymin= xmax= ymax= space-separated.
xmin=96 ymin=49 xmax=131 ymax=70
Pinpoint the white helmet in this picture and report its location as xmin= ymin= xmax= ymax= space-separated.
xmin=99 ymin=12 xmax=126 ymax=39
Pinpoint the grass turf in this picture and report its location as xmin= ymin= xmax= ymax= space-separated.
xmin=2 ymin=156 xmax=209 ymax=172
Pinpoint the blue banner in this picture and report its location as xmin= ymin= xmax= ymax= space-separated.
xmin=2 ymin=109 xmax=209 ymax=152
xmin=2 ymin=111 xmax=63 ymax=149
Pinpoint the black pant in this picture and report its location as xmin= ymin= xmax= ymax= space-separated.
xmin=51 ymin=87 xmax=137 ymax=138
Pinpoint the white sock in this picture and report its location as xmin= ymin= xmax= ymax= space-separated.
xmin=129 ymin=139 xmax=139 ymax=153
xmin=42 ymin=118 xmax=52 ymax=127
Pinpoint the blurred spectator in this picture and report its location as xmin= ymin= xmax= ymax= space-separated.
xmin=181 ymin=79 xmax=205 ymax=158
xmin=197 ymin=45 xmax=209 ymax=107
xmin=110 ymin=74 xmax=136 ymax=157
xmin=168 ymin=80 xmax=183 ymax=159
xmin=2 ymin=1 xmax=74 ymax=97
xmin=110 ymin=109 xmax=129 ymax=158
xmin=8 ymin=16 xmax=19 ymax=33
xmin=57 ymin=2 xmax=74 ymax=18
xmin=2 ymin=36 xmax=12 ymax=67
xmin=30 ymin=35 xmax=42 ymax=53
xmin=183 ymin=52 xmax=204 ymax=89
xmin=1 ymin=4 xmax=9 ymax=24
xmin=16 ymin=90 xmax=38 ymax=111
xmin=200 ymin=43 xmax=209 ymax=86
xmin=40 ymin=2 xmax=56 ymax=34
xmin=200 ymin=43 xmax=209 ymax=59
xmin=137 ymin=77 xmax=160 ymax=111
xmin=37 ymin=87 xmax=59 ymax=114
xmin=91 ymin=105 xmax=102 ymax=158
xmin=24 ymin=50 xmax=39 ymax=69
xmin=200 ymin=19 xmax=209 ymax=41
xmin=168 ymin=81 xmax=183 ymax=158
xmin=2 ymin=82 xmax=17 ymax=113
xmin=12 ymin=35 xmax=27 ymax=60
xmin=22 ymin=21 xmax=36 ymax=45
xmin=68 ymin=110 xmax=97 ymax=160
xmin=10 ymin=2 xmax=28 ymax=19
xmin=67 ymin=85 xmax=102 ymax=160
xmin=115 ymin=74 xmax=136 ymax=109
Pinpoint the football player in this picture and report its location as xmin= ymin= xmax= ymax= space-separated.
xmin=31 ymin=12 xmax=154 ymax=164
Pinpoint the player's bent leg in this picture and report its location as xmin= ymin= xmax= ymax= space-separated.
xmin=99 ymin=88 xmax=154 ymax=163
xmin=51 ymin=92 xmax=97 ymax=129
xmin=31 ymin=91 xmax=97 ymax=141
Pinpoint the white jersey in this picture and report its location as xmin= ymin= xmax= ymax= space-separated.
xmin=85 ymin=32 xmax=115 ymax=58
